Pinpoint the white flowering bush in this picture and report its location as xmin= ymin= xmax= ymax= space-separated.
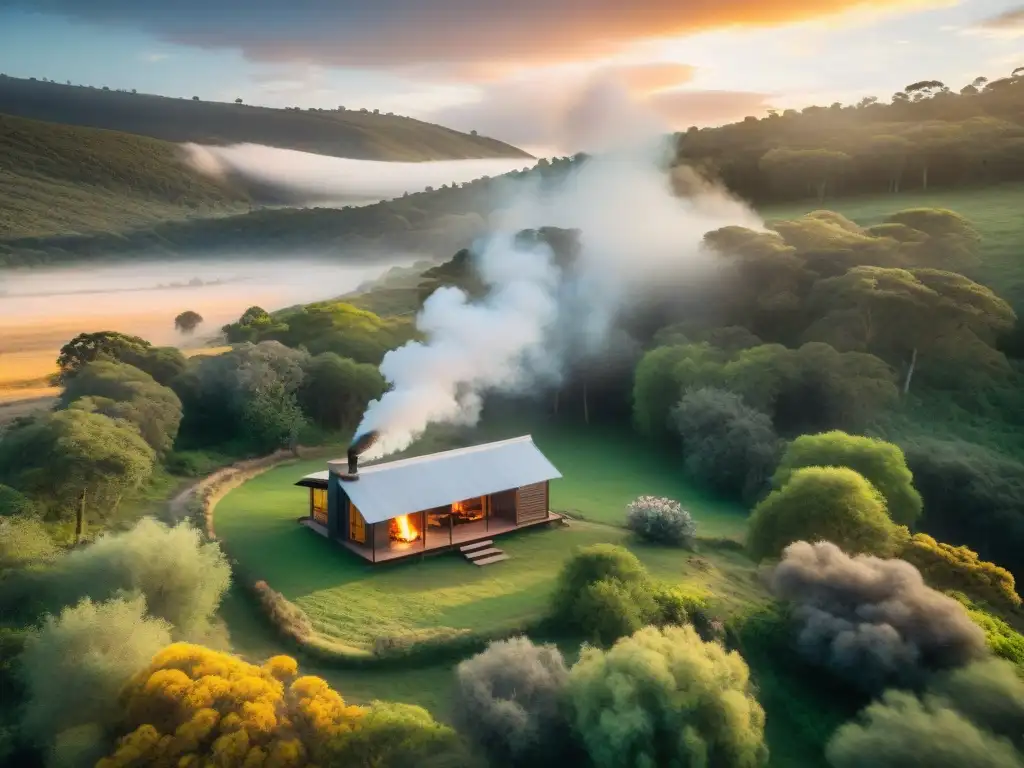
xmin=626 ymin=496 xmax=696 ymax=547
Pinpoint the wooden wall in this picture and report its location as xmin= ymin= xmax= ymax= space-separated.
xmin=491 ymin=489 xmax=517 ymax=522
xmin=515 ymin=481 xmax=549 ymax=524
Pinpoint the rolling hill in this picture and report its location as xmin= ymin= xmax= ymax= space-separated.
xmin=0 ymin=113 xmax=252 ymax=239
xmin=0 ymin=76 xmax=531 ymax=161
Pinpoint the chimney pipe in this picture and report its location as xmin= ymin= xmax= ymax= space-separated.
xmin=341 ymin=430 xmax=380 ymax=480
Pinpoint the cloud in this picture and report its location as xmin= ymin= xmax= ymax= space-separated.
xmin=15 ymin=0 xmax=946 ymax=68
xmin=424 ymin=65 xmax=771 ymax=154
xmin=964 ymin=6 xmax=1024 ymax=39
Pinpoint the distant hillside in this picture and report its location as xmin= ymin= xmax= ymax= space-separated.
xmin=0 ymin=76 xmax=531 ymax=161
xmin=0 ymin=113 xmax=251 ymax=239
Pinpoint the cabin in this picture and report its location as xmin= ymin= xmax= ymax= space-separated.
xmin=295 ymin=435 xmax=562 ymax=564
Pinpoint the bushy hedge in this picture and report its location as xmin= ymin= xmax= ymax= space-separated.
xmin=625 ymin=496 xmax=696 ymax=546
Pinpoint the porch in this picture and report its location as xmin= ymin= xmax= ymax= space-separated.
xmin=301 ymin=512 xmax=560 ymax=563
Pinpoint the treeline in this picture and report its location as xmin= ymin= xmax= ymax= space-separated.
xmin=676 ymin=70 xmax=1024 ymax=203
xmin=0 ymin=323 xmax=394 ymax=543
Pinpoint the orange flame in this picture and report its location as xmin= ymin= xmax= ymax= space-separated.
xmin=391 ymin=514 xmax=418 ymax=542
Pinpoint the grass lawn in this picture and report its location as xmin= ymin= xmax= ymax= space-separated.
xmin=761 ymin=183 xmax=1024 ymax=309
xmin=214 ymin=424 xmax=762 ymax=650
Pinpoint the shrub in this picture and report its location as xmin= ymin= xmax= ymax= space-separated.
xmin=768 ymin=541 xmax=989 ymax=692
xmin=568 ymin=625 xmax=769 ymax=768
xmin=452 ymin=636 xmax=571 ymax=767
xmin=53 ymin=518 xmax=231 ymax=637
xmin=901 ymin=534 xmax=1020 ymax=609
xmin=826 ymin=689 xmax=1024 ymax=768
xmin=550 ymin=543 xmax=647 ymax=622
xmin=96 ymin=643 xmax=366 ymax=767
xmin=672 ymin=387 xmax=782 ymax=503
xmin=21 ymin=596 xmax=172 ymax=759
xmin=953 ymin=593 xmax=1024 ymax=672
xmin=625 ymin=495 xmax=696 ymax=546
xmin=748 ymin=466 xmax=906 ymax=561
xmin=774 ymin=430 xmax=922 ymax=525
xmin=0 ymin=484 xmax=40 ymax=518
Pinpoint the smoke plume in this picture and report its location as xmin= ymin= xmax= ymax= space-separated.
xmin=355 ymin=79 xmax=759 ymax=457
xmin=182 ymin=142 xmax=533 ymax=205
xmin=768 ymin=541 xmax=988 ymax=693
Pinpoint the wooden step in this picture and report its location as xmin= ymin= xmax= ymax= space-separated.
xmin=465 ymin=547 xmax=503 ymax=560
xmin=473 ymin=553 xmax=510 ymax=566
xmin=460 ymin=540 xmax=493 ymax=553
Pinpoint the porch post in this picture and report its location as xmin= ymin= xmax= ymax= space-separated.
xmin=422 ymin=511 xmax=427 ymax=551
xmin=449 ymin=508 xmax=453 ymax=547
xmin=372 ymin=522 xmax=376 ymax=563
xmin=486 ymin=496 xmax=490 ymax=532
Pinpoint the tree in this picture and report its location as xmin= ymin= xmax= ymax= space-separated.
xmin=773 ymin=431 xmax=922 ymax=525
xmin=97 ymin=643 xmax=365 ymax=767
xmin=672 ymin=387 xmax=782 ymax=503
xmin=297 ymin=352 xmax=386 ymax=431
xmin=0 ymin=516 xmax=57 ymax=571
xmin=806 ymin=266 xmax=1015 ymax=393
xmin=760 ymin=148 xmax=852 ymax=202
xmin=55 ymin=331 xmax=185 ymax=386
xmin=173 ymin=310 xmax=204 ymax=334
xmin=234 ymin=97 xmax=243 ymax=104
xmin=53 ymin=518 xmax=231 ymax=636
xmin=0 ymin=484 xmax=40 ymax=518
xmin=56 ymin=331 xmax=150 ymax=382
xmin=60 ymin=360 xmax=183 ymax=456
xmin=191 ymin=95 xmax=199 ymax=100
xmin=567 ymin=625 xmax=769 ymax=768
xmin=748 ymin=466 xmax=906 ymax=561
xmin=452 ymin=637 xmax=571 ymax=768
xmin=21 ymin=596 xmax=172 ymax=765
xmin=0 ymin=410 xmax=155 ymax=542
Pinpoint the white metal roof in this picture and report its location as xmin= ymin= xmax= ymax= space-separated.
xmin=326 ymin=435 xmax=561 ymax=524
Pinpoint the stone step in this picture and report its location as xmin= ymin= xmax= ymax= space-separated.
xmin=473 ymin=553 xmax=510 ymax=566
xmin=465 ymin=547 xmax=503 ymax=560
xmin=459 ymin=540 xmax=493 ymax=553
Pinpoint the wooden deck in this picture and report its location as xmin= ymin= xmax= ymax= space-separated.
xmin=301 ymin=514 xmax=560 ymax=564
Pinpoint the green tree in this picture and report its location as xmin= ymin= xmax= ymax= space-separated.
xmin=773 ymin=431 xmax=922 ymax=525
xmin=760 ymin=148 xmax=852 ymax=202
xmin=748 ymin=466 xmax=906 ymax=561
xmin=60 ymin=360 xmax=183 ymax=455
xmin=0 ymin=516 xmax=58 ymax=571
xmin=0 ymin=410 xmax=155 ymax=542
xmin=672 ymin=387 xmax=782 ymax=503
xmin=298 ymin=352 xmax=386 ymax=431
xmin=0 ymin=483 xmax=40 ymax=517
xmin=568 ymin=625 xmax=769 ymax=768
xmin=173 ymin=310 xmax=204 ymax=334
xmin=806 ymin=266 xmax=1015 ymax=393
xmin=56 ymin=331 xmax=150 ymax=382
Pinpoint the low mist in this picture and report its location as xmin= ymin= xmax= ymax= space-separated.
xmin=0 ymin=257 xmax=410 ymax=355
xmin=356 ymin=78 xmax=761 ymax=458
xmin=182 ymin=143 xmax=535 ymax=206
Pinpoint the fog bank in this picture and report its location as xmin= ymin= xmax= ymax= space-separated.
xmin=0 ymin=257 xmax=409 ymax=353
xmin=183 ymin=143 xmax=535 ymax=206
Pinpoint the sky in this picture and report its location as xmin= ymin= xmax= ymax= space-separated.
xmin=1 ymin=0 xmax=1023 ymax=156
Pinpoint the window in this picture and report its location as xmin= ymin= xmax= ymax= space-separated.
xmin=311 ymin=488 xmax=327 ymax=525
xmin=349 ymin=502 xmax=366 ymax=544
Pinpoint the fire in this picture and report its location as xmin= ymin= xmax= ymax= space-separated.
xmin=391 ymin=514 xmax=419 ymax=542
